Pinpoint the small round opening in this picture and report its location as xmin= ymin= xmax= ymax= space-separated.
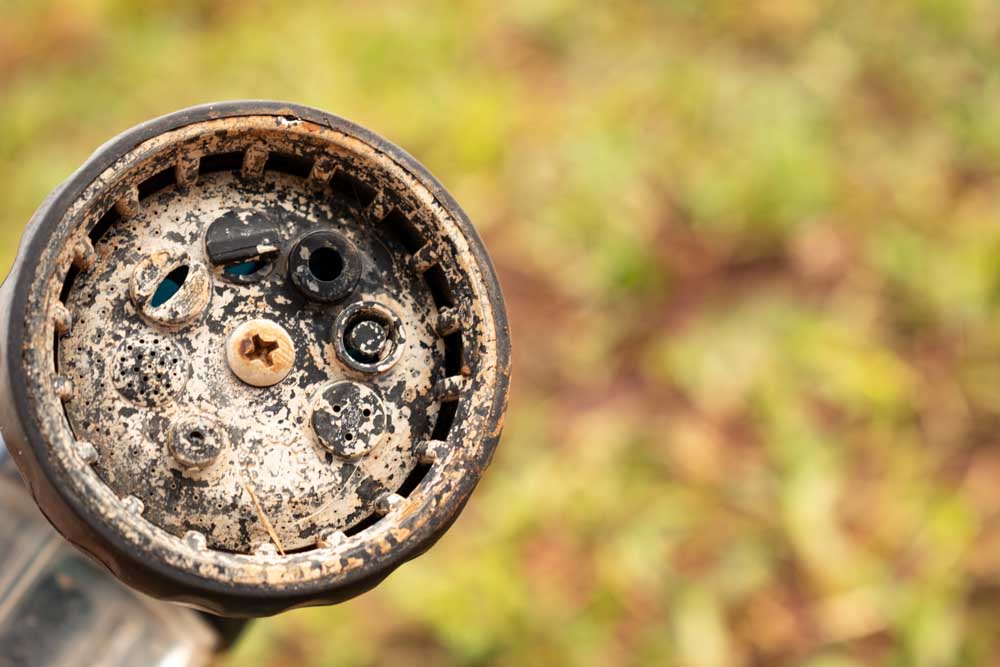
xmin=308 ymin=246 xmax=344 ymax=282
xmin=188 ymin=430 xmax=205 ymax=445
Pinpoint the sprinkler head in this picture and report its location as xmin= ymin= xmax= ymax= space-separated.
xmin=0 ymin=101 xmax=510 ymax=617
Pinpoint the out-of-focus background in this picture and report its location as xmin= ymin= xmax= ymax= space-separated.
xmin=3 ymin=1 xmax=1000 ymax=665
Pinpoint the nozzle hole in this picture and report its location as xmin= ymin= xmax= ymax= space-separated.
xmin=308 ymin=246 xmax=344 ymax=282
xmin=151 ymin=265 xmax=189 ymax=307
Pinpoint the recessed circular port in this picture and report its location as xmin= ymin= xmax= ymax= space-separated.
xmin=346 ymin=318 xmax=389 ymax=363
xmin=288 ymin=230 xmax=361 ymax=303
xmin=167 ymin=414 xmax=228 ymax=471
xmin=333 ymin=301 xmax=406 ymax=373
xmin=308 ymin=246 xmax=344 ymax=281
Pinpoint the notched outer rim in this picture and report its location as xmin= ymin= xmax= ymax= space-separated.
xmin=0 ymin=101 xmax=512 ymax=617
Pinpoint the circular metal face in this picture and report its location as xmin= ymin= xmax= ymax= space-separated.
xmin=0 ymin=102 xmax=510 ymax=616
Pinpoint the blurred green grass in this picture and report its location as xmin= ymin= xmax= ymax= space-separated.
xmin=5 ymin=1 xmax=1000 ymax=665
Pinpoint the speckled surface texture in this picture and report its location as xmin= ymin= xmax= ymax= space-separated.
xmin=1 ymin=103 xmax=510 ymax=615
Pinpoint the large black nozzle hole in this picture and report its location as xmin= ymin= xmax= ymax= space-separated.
xmin=288 ymin=230 xmax=361 ymax=303
xmin=309 ymin=246 xmax=344 ymax=282
xmin=151 ymin=265 xmax=189 ymax=307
